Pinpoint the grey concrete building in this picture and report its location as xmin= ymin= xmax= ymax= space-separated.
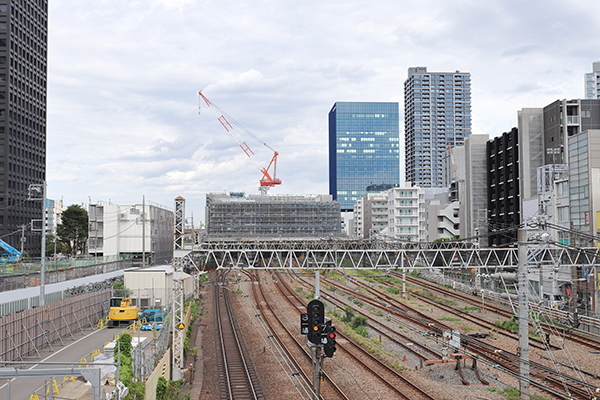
xmin=543 ymin=99 xmax=600 ymax=165
xmin=518 ymin=108 xmax=545 ymax=203
xmin=426 ymin=192 xmax=459 ymax=242
xmin=462 ymin=134 xmax=489 ymax=247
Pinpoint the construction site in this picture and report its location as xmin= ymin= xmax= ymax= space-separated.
xmin=205 ymin=192 xmax=342 ymax=238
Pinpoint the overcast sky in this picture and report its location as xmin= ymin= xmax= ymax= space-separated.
xmin=47 ymin=0 xmax=600 ymax=222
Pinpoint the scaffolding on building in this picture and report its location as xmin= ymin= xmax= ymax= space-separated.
xmin=205 ymin=193 xmax=342 ymax=239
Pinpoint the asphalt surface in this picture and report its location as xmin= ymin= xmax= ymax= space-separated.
xmin=0 ymin=326 xmax=123 ymax=400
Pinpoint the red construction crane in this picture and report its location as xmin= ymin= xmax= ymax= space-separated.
xmin=198 ymin=91 xmax=281 ymax=192
xmin=448 ymin=142 xmax=458 ymax=181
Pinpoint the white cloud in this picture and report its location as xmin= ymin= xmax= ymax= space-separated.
xmin=47 ymin=0 xmax=600 ymax=220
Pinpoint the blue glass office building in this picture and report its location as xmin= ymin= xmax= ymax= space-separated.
xmin=404 ymin=67 xmax=471 ymax=188
xmin=329 ymin=102 xmax=400 ymax=211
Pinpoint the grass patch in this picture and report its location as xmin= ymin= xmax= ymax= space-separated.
xmin=391 ymin=360 xmax=409 ymax=372
xmin=385 ymin=286 xmax=400 ymax=295
xmin=459 ymin=306 xmax=481 ymax=312
xmin=438 ymin=317 xmax=461 ymax=322
xmin=494 ymin=318 xmax=519 ymax=332
xmin=355 ymin=270 xmax=384 ymax=278
xmin=419 ymin=289 xmax=457 ymax=306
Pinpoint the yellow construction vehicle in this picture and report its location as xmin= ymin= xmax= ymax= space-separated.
xmin=108 ymin=297 xmax=138 ymax=327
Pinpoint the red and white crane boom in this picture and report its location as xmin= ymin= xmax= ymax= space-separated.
xmin=198 ymin=91 xmax=281 ymax=191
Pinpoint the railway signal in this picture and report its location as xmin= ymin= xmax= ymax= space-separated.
xmin=307 ymin=299 xmax=324 ymax=345
xmin=322 ymin=320 xmax=336 ymax=358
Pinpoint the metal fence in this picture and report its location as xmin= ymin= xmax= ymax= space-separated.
xmin=0 ymin=290 xmax=109 ymax=361
xmin=0 ymin=254 xmax=132 ymax=277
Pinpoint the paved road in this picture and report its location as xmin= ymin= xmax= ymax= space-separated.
xmin=0 ymin=326 xmax=122 ymax=400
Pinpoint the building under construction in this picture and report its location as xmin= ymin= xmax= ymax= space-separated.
xmin=206 ymin=193 xmax=342 ymax=238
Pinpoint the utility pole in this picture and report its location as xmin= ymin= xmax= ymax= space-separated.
xmin=142 ymin=195 xmax=146 ymax=267
xmin=20 ymin=224 xmax=25 ymax=254
xmin=41 ymin=182 xmax=46 ymax=306
xmin=517 ymin=228 xmax=530 ymax=399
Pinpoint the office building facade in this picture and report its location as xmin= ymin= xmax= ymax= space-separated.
xmin=0 ymin=1 xmax=47 ymax=256
xmin=567 ymin=129 xmax=600 ymax=313
xmin=329 ymin=102 xmax=400 ymax=211
xmin=404 ymin=67 xmax=471 ymax=188
xmin=585 ymin=62 xmax=600 ymax=99
xmin=487 ymin=128 xmax=520 ymax=247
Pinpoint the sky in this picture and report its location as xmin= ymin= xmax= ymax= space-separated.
xmin=46 ymin=0 xmax=600 ymax=223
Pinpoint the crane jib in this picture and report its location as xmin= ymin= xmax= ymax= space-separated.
xmin=198 ymin=90 xmax=282 ymax=191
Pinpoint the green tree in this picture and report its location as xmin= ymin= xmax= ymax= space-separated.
xmin=45 ymin=234 xmax=67 ymax=257
xmin=114 ymin=333 xmax=133 ymax=363
xmin=57 ymin=205 xmax=88 ymax=255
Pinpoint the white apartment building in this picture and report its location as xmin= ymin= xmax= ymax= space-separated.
xmin=387 ymin=187 xmax=426 ymax=242
xmin=353 ymin=199 xmax=364 ymax=238
xmin=88 ymin=201 xmax=174 ymax=265
xmin=585 ymin=61 xmax=600 ymax=99
xmin=354 ymin=192 xmax=389 ymax=239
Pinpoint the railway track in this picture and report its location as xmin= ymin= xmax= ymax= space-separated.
xmin=324 ymin=272 xmax=600 ymax=399
xmin=396 ymin=272 xmax=600 ymax=352
xmin=215 ymin=272 xmax=266 ymax=400
xmin=274 ymin=272 xmax=438 ymax=400
xmin=361 ymin=276 xmax=557 ymax=351
xmin=244 ymin=270 xmax=350 ymax=400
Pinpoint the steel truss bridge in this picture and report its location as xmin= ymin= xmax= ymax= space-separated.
xmin=175 ymin=240 xmax=600 ymax=272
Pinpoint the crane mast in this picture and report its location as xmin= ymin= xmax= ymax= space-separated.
xmin=198 ymin=91 xmax=281 ymax=194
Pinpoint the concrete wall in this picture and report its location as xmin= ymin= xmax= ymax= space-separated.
xmin=145 ymin=348 xmax=171 ymax=400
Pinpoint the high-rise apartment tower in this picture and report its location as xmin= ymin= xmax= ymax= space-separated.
xmin=0 ymin=1 xmax=47 ymax=256
xmin=329 ymin=102 xmax=399 ymax=211
xmin=404 ymin=67 xmax=471 ymax=188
